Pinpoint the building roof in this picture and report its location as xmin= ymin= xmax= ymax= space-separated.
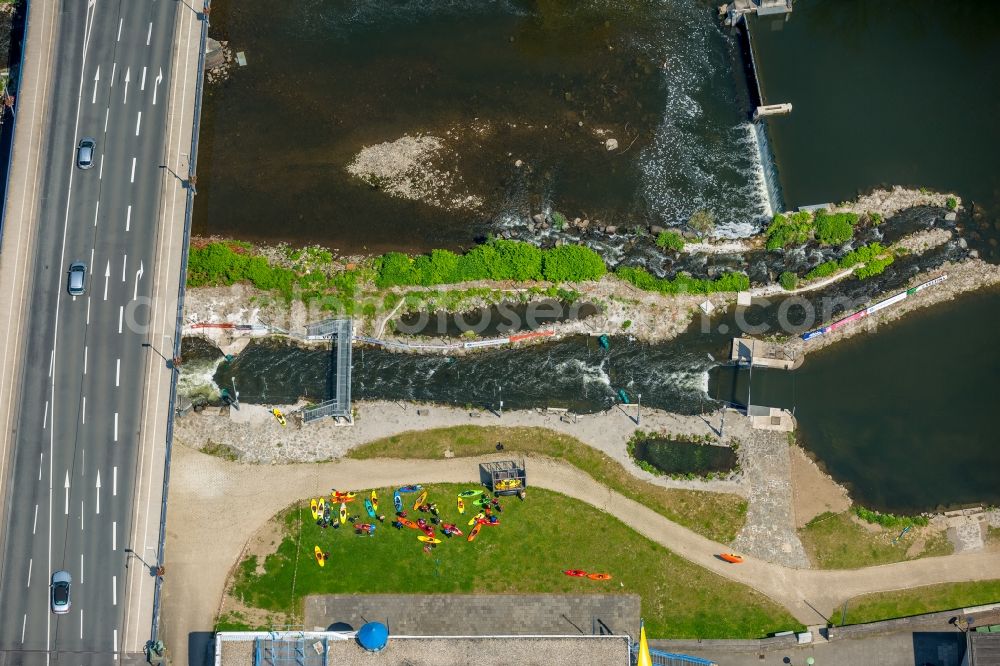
xmin=216 ymin=631 xmax=631 ymax=666
xmin=970 ymin=631 xmax=1000 ymax=666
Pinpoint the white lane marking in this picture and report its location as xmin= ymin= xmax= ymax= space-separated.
xmin=86 ymin=296 xmax=91 ymax=324
xmin=116 ymin=17 xmax=123 ymax=42
xmin=82 ymin=448 xmax=85 ymax=477
xmin=140 ymin=66 xmax=146 ymax=91
xmin=42 ymin=401 xmax=48 ymax=429
xmin=32 ymin=504 xmax=38 ymax=534
xmin=84 ymin=346 xmax=88 ymax=374
xmin=122 ymin=253 xmax=127 ymax=282
xmin=130 ymin=156 xmax=136 ymax=183
xmin=94 ymin=199 xmax=99 ymax=226
xmin=113 ymin=520 xmax=117 ymax=550
xmin=116 ymin=358 xmax=120 ymax=386
xmin=81 ymin=396 xmax=86 ymax=424
xmin=126 ymin=204 xmax=131 ymax=231
xmin=110 ymin=61 xmax=116 ymax=87
xmin=50 ymin=0 xmax=99 ymax=656
xmin=21 ymin=614 xmax=25 ymax=644
xmin=90 ymin=246 xmax=94 ymax=269
xmin=114 ymin=629 xmax=118 ymax=654
xmin=26 ymin=558 xmax=31 ymax=587
xmin=92 ymin=66 xmax=99 ymax=104
xmin=80 ymin=609 xmax=83 ymax=639
xmin=135 ymin=111 xmax=142 ymax=136
xmin=96 ymin=470 xmax=101 ymax=514
xmin=112 ymin=575 xmax=117 ymax=605
xmin=38 ymin=453 xmax=42 ymax=481
xmin=80 ymin=552 xmax=83 ymax=583
xmin=49 ymin=349 xmax=53 ymax=376
xmin=118 ymin=305 xmax=124 ymax=333
xmin=133 ymin=261 xmax=144 ymax=300
xmin=80 ymin=499 xmax=84 ymax=530
xmin=98 ymin=154 xmax=103 ymax=180
xmin=114 ymin=412 xmax=118 ymax=441
xmin=153 ymin=67 xmax=163 ymax=105
xmin=146 ymin=21 xmax=152 ymax=46
xmin=103 ymin=260 xmax=110 ymax=300
xmin=104 ymin=106 xmax=109 ymax=133
xmin=64 ymin=471 xmax=70 ymax=515
xmin=123 ymin=67 xmax=131 ymax=104
xmin=113 ymin=466 xmax=117 ymax=495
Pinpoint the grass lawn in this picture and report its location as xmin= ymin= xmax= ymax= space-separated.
xmin=799 ymin=511 xmax=953 ymax=569
xmin=347 ymin=426 xmax=747 ymax=543
xmin=228 ymin=484 xmax=799 ymax=639
xmin=837 ymin=580 xmax=1000 ymax=625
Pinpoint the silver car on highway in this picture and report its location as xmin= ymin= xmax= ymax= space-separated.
xmin=50 ymin=570 xmax=71 ymax=614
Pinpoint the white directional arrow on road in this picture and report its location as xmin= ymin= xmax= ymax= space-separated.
xmin=92 ymin=66 xmax=100 ymax=104
xmin=133 ymin=260 xmax=144 ymax=301
xmin=64 ymin=471 xmax=70 ymax=515
xmin=95 ymin=470 xmax=101 ymax=515
xmin=123 ymin=67 xmax=131 ymax=104
xmin=103 ymin=261 xmax=111 ymax=301
xmin=153 ymin=68 xmax=163 ymax=106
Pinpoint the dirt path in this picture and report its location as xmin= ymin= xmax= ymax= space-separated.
xmin=162 ymin=444 xmax=1000 ymax=664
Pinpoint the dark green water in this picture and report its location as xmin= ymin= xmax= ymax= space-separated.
xmin=712 ymin=288 xmax=1000 ymax=513
xmin=750 ymin=1 xmax=1000 ymax=261
xmin=194 ymin=0 xmax=770 ymax=254
xmin=632 ymin=439 xmax=737 ymax=476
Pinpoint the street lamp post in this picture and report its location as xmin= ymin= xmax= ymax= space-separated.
xmin=124 ymin=548 xmax=162 ymax=577
xmin=636 ymin=393 xmax=642 ymax=425
xmin=142 ymin=342 xmax=179 ymax=371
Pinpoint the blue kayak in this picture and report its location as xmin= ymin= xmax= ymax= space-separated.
xmin=397 ymin=485 xmax=423 ymax=493
xmin=365 ymin=498 xmax=376 ymax=518
xmin=393 ymin=493 xmax=403 ymax=512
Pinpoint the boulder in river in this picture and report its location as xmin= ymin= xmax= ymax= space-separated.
xmin=605 ymin=138 xmax=619 ymax=151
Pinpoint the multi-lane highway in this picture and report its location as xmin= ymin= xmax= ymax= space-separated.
xmin=0 ymin=0 xmax=192 ymax=662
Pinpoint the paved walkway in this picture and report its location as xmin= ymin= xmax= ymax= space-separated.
xmin=304 ymin=593 xmax=640 ymax=637
xmin=161 ymin=444 xmax=1000 ymax=665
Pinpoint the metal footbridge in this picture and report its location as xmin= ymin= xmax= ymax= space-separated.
xmin=302 ymin=318 xmax=353 ymax=424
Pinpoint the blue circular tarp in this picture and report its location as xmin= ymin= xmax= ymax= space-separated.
xmin=357 ymin=622 xmax=389 ymax=652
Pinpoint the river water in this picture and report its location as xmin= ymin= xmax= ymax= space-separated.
xmin=184 ymin=2 xmax=1000 ymax=512
xmin=194 ymin=0 xmax=770 ymax=254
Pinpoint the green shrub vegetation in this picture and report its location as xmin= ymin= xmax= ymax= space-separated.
xmin=813 ymin=210 xmax=859 ymax=246
xmin=800 ymin=511 xmax=950 ymax=570
xmin=869 ymin=212 xmax=883 ymax=225
xmin=688 ymin=209 xmax=716 ymax=236
xmin=779 ymin=271 xmax=798 ymax=291
xmin=616 ymin=266 xmax=749 ymax=294
xmin=853 ymin=506 xmax=928 ymax=529
xmin=655 ymin=230 xmax=685 ymax=252
xmin=551 ymin=211 xmax=568 ymax=230
xmin=854 ymin=256 xmax=894 ymax=280
xmin=804 ymin=242 xmax=891 ymax=281
xmin=765 ymin=211 xmax=813 ymax=250
xmin=374 ymin=240 xmax=606 ymax=288
xmin=946 ymin=196 xmax=958 ymax=211
xmin=188 ymin=242 xmax=297 ymax=296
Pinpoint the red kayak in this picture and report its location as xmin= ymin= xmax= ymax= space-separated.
xmin=563 ymin=569 xmax=588 ymax=577
xmin=441 ymin=523 xmax=463 ymax=536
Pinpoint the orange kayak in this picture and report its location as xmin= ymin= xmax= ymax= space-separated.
xmin=467 ymin=522 xmax=483 ymax=542
xmin=399 ymin=518 xmax=420 ymax=530
xmin=587 ymin=573 xmax=612 ymax=581
xmin=719 ymin=553 xmax=744 ymax=564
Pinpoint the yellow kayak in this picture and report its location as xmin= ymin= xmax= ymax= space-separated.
xmin=310 ymin=499 xmax=319 ymax=520
xmin=417 ymin=536 xmax=441 ymax=544
xmin=271 ymin=408 xmax=286 ymax=426
xmin=467 ymin=512 xmax=485 ymax=526
xmin=371 ymin=489 xmax=379 ymax=513
xmin=314 ymin=546 xmax=325 ymax=567
xmin=413 ymin=490 xmax=428 ymax=511
xmin=457 ymin=497 xmax=465 ymax=514
xmin=339 ymin=502 xmax=347 ymax=525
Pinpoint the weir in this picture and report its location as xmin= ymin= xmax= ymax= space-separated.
xmin=732 ymin=11 xmax=786 ymax=217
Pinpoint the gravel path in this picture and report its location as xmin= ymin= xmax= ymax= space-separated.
xmin=732 ymin=430 xmax=810 ymax=568
xmin=161 ymin=444 xmax=1000 ymax=665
